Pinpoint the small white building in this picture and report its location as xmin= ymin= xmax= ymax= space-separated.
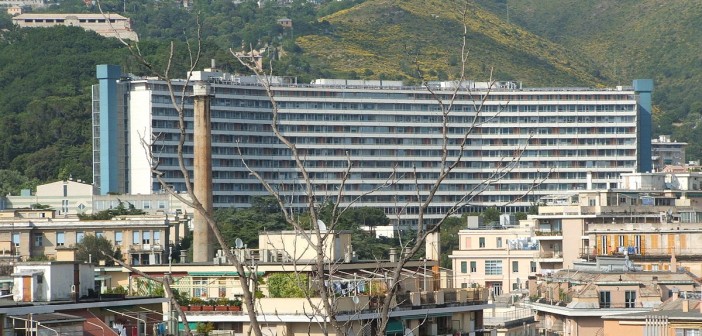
xmin=13 ymin=260 xmax=94 ymax=302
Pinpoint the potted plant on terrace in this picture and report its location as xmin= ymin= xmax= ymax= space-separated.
xmin=229 ymin=298 xmax=243 ymax=311
xmin=189 ymin=297 xmax=205 ymax=311
xmin=215 ymin=297 xmax=229 ymax=311
xmin=201 ymin=298 xmax=216 ymax=311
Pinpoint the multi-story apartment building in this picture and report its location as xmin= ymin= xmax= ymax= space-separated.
xmin=94 ymin=64 xmax=653 ymax=225
xmin=101 ymin=230 xmax=492 ymax=336
xmin=450 ymin=171 xmax=702 ymax=298
xmin=449 ymin=217 xmax=541 ymax=296
xmin=0 ymin=208 xmax=172 ymax=265
xmin=528 ymin=171 xmax=702 ymax=275
xmin=603 ymin=296 xmax=702 ymax=336
xmin=651 ymin=134 xmax=687 ymax=171
xmin=12 ymin=13 xmax=139 ymax=40
xmin=0 ymin=0 xmax=47 ymax=8
xmin=1 ymin=179 xmax=194 ymax=218
xmin=526 ymin=258 xmax=701 ymax=336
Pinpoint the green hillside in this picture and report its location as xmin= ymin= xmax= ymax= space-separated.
xmin=476 ymin=0 xmax=702 ymax=160
xmin=2 ymin=0 xmax=701 ymax=194
xmin=296 ymin=0 xmax=605 ymax=85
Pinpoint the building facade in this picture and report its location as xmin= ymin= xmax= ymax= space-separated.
xmin=100 ymin=230 xmax=491 ymax=336
xmin=0 ymin=0 xmax=46 ymax=8
xmin=12 ymin=13 xmax=139 ymax=40
xmin=94 ymin=64 xmax=653 ymax=225
xmin=0 ymin=209 xmax=172 ymax=265
xmin=651 ymin=134 xmax=687 ymax=171
xmin=449 ymin=217 xmax=541 ymax=296
xmin=526 ymin=261 xmax=701 ymax=336
xmin=2 ymin=179 xmax=194 ymax=220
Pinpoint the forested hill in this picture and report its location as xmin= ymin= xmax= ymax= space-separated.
xmin=0 ymin=27 xmax=127 ymax=193
xmin=296 ymin=0 xmax=604 ymax=86
xmin=1 ymin=0 xmax=701 ymax=194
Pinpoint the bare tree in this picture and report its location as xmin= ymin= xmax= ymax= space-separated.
xmin=97 ymin=1 xmax=547 ymax=336
xmin=226 ymin=4 xmax=545 ymax=336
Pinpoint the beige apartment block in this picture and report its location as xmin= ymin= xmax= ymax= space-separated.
xmin=4 ymin=179 xmax=194 ymax=218
xmin=602 ymin=297 xmax=702 ymax=336
xmin=527 ymin=260 xmax=700 ymax=336
xmin=529 ymin=172 xmax=702 ymax=273
xmin=449 ymin=217 xmax=541 ymax=296
xmin=0 ymin=209 xmax=171 ymax=265
xmin=12 ymin=13 xmax=139 ymax=40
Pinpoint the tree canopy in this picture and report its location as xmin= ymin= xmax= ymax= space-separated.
xmin=78 ymin=201 xmax=145 ymax=220
xmin=74 ymin=234 xmax=122 ymax=266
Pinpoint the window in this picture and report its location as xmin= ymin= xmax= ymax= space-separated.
xmin=479 ymin=237 xmax=486 ymax=248
xmin=34 ymin=233 xmax=43 ymax=247
xmin=76 ymin=231 xmax=85 ymax=243
xmin=143 ymin=201 xmax=151 ymax=209
xmin=512 ymin=261 xmax=519 ymax=273
xmin=153 ymin=231 xmax=161 ymax=245
xmin=625 ymin=290 xmax=636 ymax=308
xmin=142 ymin=231 xmax=151 ymax=244
xmin=470 ymin=261 xmax=477 ymax=273
xmin=461 ymin=283 xmax=468 ymax=288
xmin=115 ymin=231 xmax=123 ymax=245
xmin=133 ymin=231 xmax=140 ymax=245
xmin=599 ymin=291 xmax=611 ymax=308
xmin=56 ymin=232 xmax=65 ymax=246
xmin=460 ymin=261 xmax=467 ymax=273
xmin=485 ymin=260 xmax=503 ymax=275
xmin=96 ymin=231 xmax=104 ymax=238
xmin=496 ymin=237 xmax=502 ymax=248
xmin=12 ymin=233 xmax=20 ymax=247
xmin=193 ymin=277 xmax=207 ymax=298
xmin=676 ymin=329 xmax=701 ymax=336
xmin=158 ymin=200 xmax=166 ymax=209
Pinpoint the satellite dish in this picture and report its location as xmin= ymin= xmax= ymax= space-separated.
xmin=317 ymin=219 xmax=327 ymax=231
xmin=235 ymin=238 xmax=244 ymax=249
xmin=352 ymin=296 xmax=360 ymax=305
xmin=404 ymin=328 xmax=414 ymax=336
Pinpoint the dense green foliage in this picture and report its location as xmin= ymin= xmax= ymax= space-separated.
xmin=75 ymin=234 xmax=123 ymax=266
xmin=0 ymin=26 xmax=128 ymax=186
xmin=78 ymin=201 xmax=145 ymax=220
xmin=215 ymin=196 xmax=290 ymax=248
xmin=267 ymin=272 xmax=310 ymax=298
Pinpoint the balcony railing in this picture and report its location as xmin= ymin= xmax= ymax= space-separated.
xmin=534 ymin=231 xmax=563 ymax=237
xmin=539 ymin=251 xmax=563 ymax=259
xmin=129 ymin=243 xmax=164 ymax=252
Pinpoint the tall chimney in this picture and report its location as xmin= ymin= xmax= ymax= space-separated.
xmin=192 ymin=81 xmax=214 ymax=262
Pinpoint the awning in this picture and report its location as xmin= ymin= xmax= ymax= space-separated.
xmin=385 ymin=319 xmax=404 ymax=335
xmin=188 ymin=271 xmax=264 ymax=277
xmin=179 ymin=322 xmax=198 ymax=331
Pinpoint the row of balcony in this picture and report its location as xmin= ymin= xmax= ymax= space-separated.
xmin=179 ymin=288 xmax=489 ymax=317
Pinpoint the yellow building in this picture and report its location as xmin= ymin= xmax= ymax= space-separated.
xmin=0 ymin=208 xmax=172 ymax=265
